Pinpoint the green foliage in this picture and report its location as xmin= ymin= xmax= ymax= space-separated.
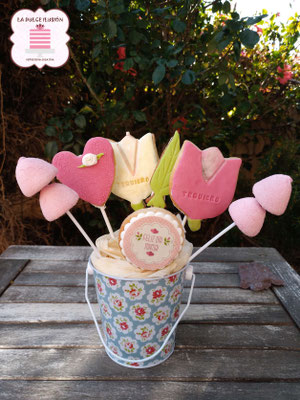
xmin=42 ymin=0 xmax=299 ymax=264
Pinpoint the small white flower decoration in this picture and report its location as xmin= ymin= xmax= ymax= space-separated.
xmin=78 ymin=152 xmax=104 ymax=168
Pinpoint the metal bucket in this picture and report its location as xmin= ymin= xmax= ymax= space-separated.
xmin=85 ymin=258 xmax=195 ymax=368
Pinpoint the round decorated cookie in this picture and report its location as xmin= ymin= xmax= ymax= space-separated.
xmin=119 ymin=208 xmax=185 ymax=270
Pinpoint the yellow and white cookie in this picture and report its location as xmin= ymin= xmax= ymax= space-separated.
xmin=110 ymin=132 xmax=159 ymax=209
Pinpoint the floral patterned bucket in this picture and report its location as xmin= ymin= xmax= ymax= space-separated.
xmin=85 ymin=258 xmax=195 ymax=369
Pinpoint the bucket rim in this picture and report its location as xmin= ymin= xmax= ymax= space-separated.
xmin=88 ymin=256 xmax=190 ymax=282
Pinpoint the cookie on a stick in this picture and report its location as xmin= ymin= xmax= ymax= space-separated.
xmin=170 ymin=141 xmax=241 ymax=231
xmin=52 ymin=137 xmax=115 ymax=238
xmin=188 ymin=174 xmax=293 ymax=263
xmin=39 ymin=183 xmax=100 ymax=257
xmin=16 ymin=157 xmax=57 ymax=196
xmin=110 ymin=132 xmax=159 ymax=210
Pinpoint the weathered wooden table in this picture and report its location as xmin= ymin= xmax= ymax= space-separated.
xmin=0 ymin=245 xmax=299 ymax=399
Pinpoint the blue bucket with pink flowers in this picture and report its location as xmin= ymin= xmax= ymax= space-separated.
xmin=85 ymin=259 xmax=195 ymax=368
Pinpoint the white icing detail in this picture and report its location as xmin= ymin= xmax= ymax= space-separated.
xmin=82 ymin=153 xmax=98 ymax=166
xmin=147 ymin=212 xmax=155 ymax=217
xmin=185 ymin=265 xmax=193 ymax=280
xmin=156 ymin=212 xmax=164 ymax=218
xmin=171 ymin=220 xmax=179 ymax=229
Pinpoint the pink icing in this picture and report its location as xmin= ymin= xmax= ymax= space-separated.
xmin=52 ymin=137 xmax=115 ymax=206
xmin=121 ymin=216 xmax=182 ymax=270
xmin=170 ymin=141 xmax=241 ymax=219
xmin=229 ymin=197 xmax=266 ymax=237
xmin=252 ymin=174 xmax=293 ymax=216
xmin=16 ymin=157 xmax=57 ymax=197
xmin=39 ymin=183 xmax=79 ymax=221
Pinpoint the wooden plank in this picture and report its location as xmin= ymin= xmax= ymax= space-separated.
xmin=190 ymin=247 xmax=283 ymax=262
xmin=12 ymin=272 xmax=241 ymax=287
xmin=268 ymin=261 xmax=300 ymax=329
xmin=0 ymin=303 xmax=292 ymax=324
xmin=0 ymin=246 xmax=92 ymax=261
xmin=24 ymin=260 xmax=87 ymax=273
xmin=0 ymin=285 xmax=279 ymax=305
xmin=1 ymin=245 xmax=283 ymax=263
xmin=0 ymin=348 xmax=299 ymax=379
xmin=24 ymin=260 xmax=241 ymax=274
xmin=0 ymin=324 xmax=299 ymax=350
xmin=0 ymin=381 xmax=299 ymax=400
xmin=0 ymin=259 xmax=28 ymax=296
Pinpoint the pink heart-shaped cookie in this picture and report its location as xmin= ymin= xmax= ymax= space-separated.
xmin=16 ymin=157 xmax=57 ymax=197
xmin=40 ymin=183 xmax=79 ymax=221
xmin=229 ymin=197 xmax=266 ymax=237
xmin=52 ymin=137 xmax=115 ymax=206
xmin=252 ymin=174 xmax=293 ymax=216
xmin=170 ymin=141 xmax=241 ymax=219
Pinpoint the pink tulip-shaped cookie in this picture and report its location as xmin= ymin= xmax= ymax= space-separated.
xmin=40 ymin=183 xmax=79 ymax=221
xmin=229 ymin=197 xmax=266 ymax=237
xmin=16 ymin=157 xmax=57 ymax=197
xmin=52 ymin=137 xmax=115 ymax=206
xmin=253 ymin=174 xmax=293 ymax=216
xmin=170 ymin=141 xmax=241 ymax=230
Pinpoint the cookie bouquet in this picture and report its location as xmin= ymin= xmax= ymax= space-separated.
xmin=15 ymin=131 xmax=293 ymax=368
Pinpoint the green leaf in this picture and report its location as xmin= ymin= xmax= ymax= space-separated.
xmin=123 ymin=58 xmax=134 ymax=71
xmin=45 ymin=141 xmax=58 ymax=160
xmin=245 ymin=14 xmax=268 ymax=26
xmin=59 ymin=130 xmax=73 ymax=143
xmin=172 ymin=19 xmax=186 ymax=33
xmin=104 ymin=18 xmax=117 ymax=39
xmin=218 ymin=72 xmax=228 ymax=86
xmin=239 ymin=29 xmax=260 ymax=48
xmin=184 ymin=55 xmax=195 ymax=65
xmin=92 ymin=43 xmax=101 ymax=59
xmin=167 ymin=59 xmax=178 ymax=68
xmin=223 ymin=1 xmax=230 ymax=14
xmin=147 ymin=131 xmax=180 ymax=208
xmin=152 ymin=64 xmax=166 ymax=85
xmin=74 ymin=115 xmax=86 ymax=129
xmin=233 ymin=40 xmax=241 ymax=61
xmin=45 ymin=126 xmax=56 ymax=137
xmin=133 ymin=110 xmax=147 ymax=122
xmin=216 ymin=36 xmax=232 ymax=51
xmin=75 ymin=0 xmax=90 ymax=11
xmin=181 ymin=70 xmax=195 ymax=85
xmin=129 ymin=30 xmax=142 ymax=45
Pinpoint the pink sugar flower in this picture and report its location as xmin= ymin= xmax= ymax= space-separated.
xmin=277 ymin=64 xmax=292 ymax=85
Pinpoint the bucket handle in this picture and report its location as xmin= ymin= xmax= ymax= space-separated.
xmin=85 ymin=266 xmax=195 ymax=365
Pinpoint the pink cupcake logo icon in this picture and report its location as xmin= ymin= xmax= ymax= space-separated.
xmin=10 ymin=8 xmax=70 ymax=68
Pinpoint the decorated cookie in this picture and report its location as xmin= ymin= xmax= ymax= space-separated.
xmin=16 ymin=157 xmax=57 ymax=197
xmin=110 ymin=132 xmax=159 ymax=210
xmin=147 ymin=131 xmax=180 ymax=208
xmin=39 ymin=182 xmax=79 ymax=221
xmin=119 ymin=208 xmax=185 ymax=270
xmin=252 ymin=174 xmax=293 ymax=216
xmin=170 ymin=141 xmax=241 ymax=230
xmin=228 ymin=197 xmax=266 ymax=237
xmin=52 ymin=137 xmax=115 ymax=206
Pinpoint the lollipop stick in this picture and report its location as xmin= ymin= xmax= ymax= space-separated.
xmin=66 ymin=211 xmax=100 ymax=257
xmin=189 ymin=222 xmax=236 ymax=263
xmin=182 ymin=215 xmax=187 ymax=226
xmin=98 ymin=206 xmax=115 ymax=239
